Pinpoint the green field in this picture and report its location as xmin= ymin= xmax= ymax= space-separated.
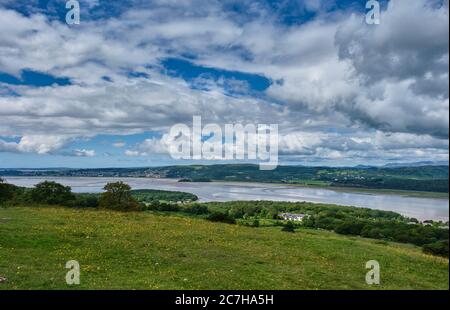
xmin=0 ymin=206 xmax=448 ymax=290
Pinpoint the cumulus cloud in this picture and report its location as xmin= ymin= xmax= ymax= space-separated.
xmin=0 ymin=135 xmax=71 ymax=154
xmin=334 ymin=0 xmax=449 ymax=137
xmin=0 ymin=0 xmax=448 ymax=164
xmin=122 ymin=128 xmax=448 ymax=164
xmin=125 ymin=133 xmax=188 ymax=157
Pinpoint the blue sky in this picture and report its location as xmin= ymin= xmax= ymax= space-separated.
xmin=0 ymin=70 xmax=71 ymax=86
xmin=0 ymin=0 xmax=448 ymax=168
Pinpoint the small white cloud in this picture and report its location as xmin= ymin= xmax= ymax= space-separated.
xmin=124 ymin=150 xmax=141 ymax=157
xmin=73 ymin=149 xmax=96 ymax=157
xmin=112 ymin=142 xmax=126 ymax=148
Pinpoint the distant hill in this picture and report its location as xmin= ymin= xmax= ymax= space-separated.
xmin=383 ymin=161 xmax=449 ymax=168
xmin=1 ymin=164 xmax=448 ymax=193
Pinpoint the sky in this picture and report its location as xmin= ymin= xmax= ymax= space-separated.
xmin=0 ymin=0 xmax=448 ymax=168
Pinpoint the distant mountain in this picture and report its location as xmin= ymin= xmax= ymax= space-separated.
xmin=383 ymin=161 xmax=449 ymax=168
xmin=0 ymin=167 xmax=72 ymax=171
xmin=354 ymin=165 xmax=376 ymax=169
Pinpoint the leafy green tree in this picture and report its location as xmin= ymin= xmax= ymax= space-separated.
xmin=0 ymin=178 xmax=15 ymax=204
xmin=183 ymin=204 xmax=209 ymax=215
xmin=334 ymin=221 xmax=365 ymax=235
xmin=99 ymin=182 xmax=140 ymax=211
xmin=423 ymin=240 xmax=449 ymax=258
xmin=147 ymin=201 xmax=180 ymax=212
xmin=30 ymin=181 xmax=75 ymax=205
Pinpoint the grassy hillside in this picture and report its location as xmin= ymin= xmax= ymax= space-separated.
xmin=0 ymin=206 xmax=448 ymax=290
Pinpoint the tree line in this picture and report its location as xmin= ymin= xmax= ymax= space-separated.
xmin=0 ymin=178 xmax=196 ymax=211
xmin=1 ymin=178 xmax=448 ymax=257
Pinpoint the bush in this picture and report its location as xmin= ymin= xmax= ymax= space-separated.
xmin=183 ymin=204 xmax=209 ymax=215
xmin=146 ymin=201 xmax=180 ymax=212
xmin=99 ymin=182 xmax=140 ymax=211
xmin=281 ymin=221 xmax=296 ymax=233
xmin=423 ymin=240 xmax=449 ymax=258
xmin=207 ymin=212 xmax=236 ymax=224
xmin=0 ymin=178 xmax=16 ymax=204
xmin=66 ymin=194 xmax=99 ymax=208
xmin=30 ymin=181 xmax=75 ymax=205
xmin=335 ymin=221 xmax=365 ymax=236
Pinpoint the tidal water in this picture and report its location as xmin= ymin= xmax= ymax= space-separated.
xmin=4 ymin=177 xmax=449 ymax=221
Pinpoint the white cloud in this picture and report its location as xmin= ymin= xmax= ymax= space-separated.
xmin=0 ymin=1 xmax=448 ymax=163
xmin=112 ymin=142 xmax=126 ymax=148
xmin=72 ymin=149 xmax=96 ymax=157
xmin=124 ymin=150 xmax=140 ymax=157
xmin=0 ymin=135 xmax=71 ymax=154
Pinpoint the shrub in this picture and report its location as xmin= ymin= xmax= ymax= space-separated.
xmin=0 ymin=178 xmax=16 ymax=204
xmin=66 ymin=194 xmax=99 ymax=208
xmin=30 ymin=181 xmax=75 ymax=205
xmin=281 ymin=221 xmax=296 ymax=233
xmin=183 ymin=204 xmax=209 ymax=215
xmin=207 ymin=212 xmax=236 ymax=224
xmin=335 ymin=221 xmax=365 ymax=235
xmin=147 ymin=201 xmax=180 ymax=212
xmin=423 ymin=240 xmax=449 ymax=258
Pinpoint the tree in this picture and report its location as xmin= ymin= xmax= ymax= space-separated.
xmin=99 ymin=182 xmax=140 ymax=211
xmin=423 ymin=240 xmax=449 ymax=258
xmin=0 ymin=178 xmax=15 ymax=204
xmin=335 ymin=221 xmax=365 ymax=236
xmin=30 ymin=181 xmax=75 ymax=205
xmin=184 ymin=204 xmax=209 ymax=215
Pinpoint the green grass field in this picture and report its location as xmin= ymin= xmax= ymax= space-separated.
xmin=0 ymin=206 xmax=448 ymax=290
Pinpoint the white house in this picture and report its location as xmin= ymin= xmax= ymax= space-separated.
xmin=280 ymin=213 xmax=307 ymax=222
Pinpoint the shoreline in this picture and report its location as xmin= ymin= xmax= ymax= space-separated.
xmin=3 ymin=175 xmax=449 ymax=199
xmin=200 ymin=179 xmax=450 ymax=200
xmin=3 ymin=176 xmax=449 ymax=222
